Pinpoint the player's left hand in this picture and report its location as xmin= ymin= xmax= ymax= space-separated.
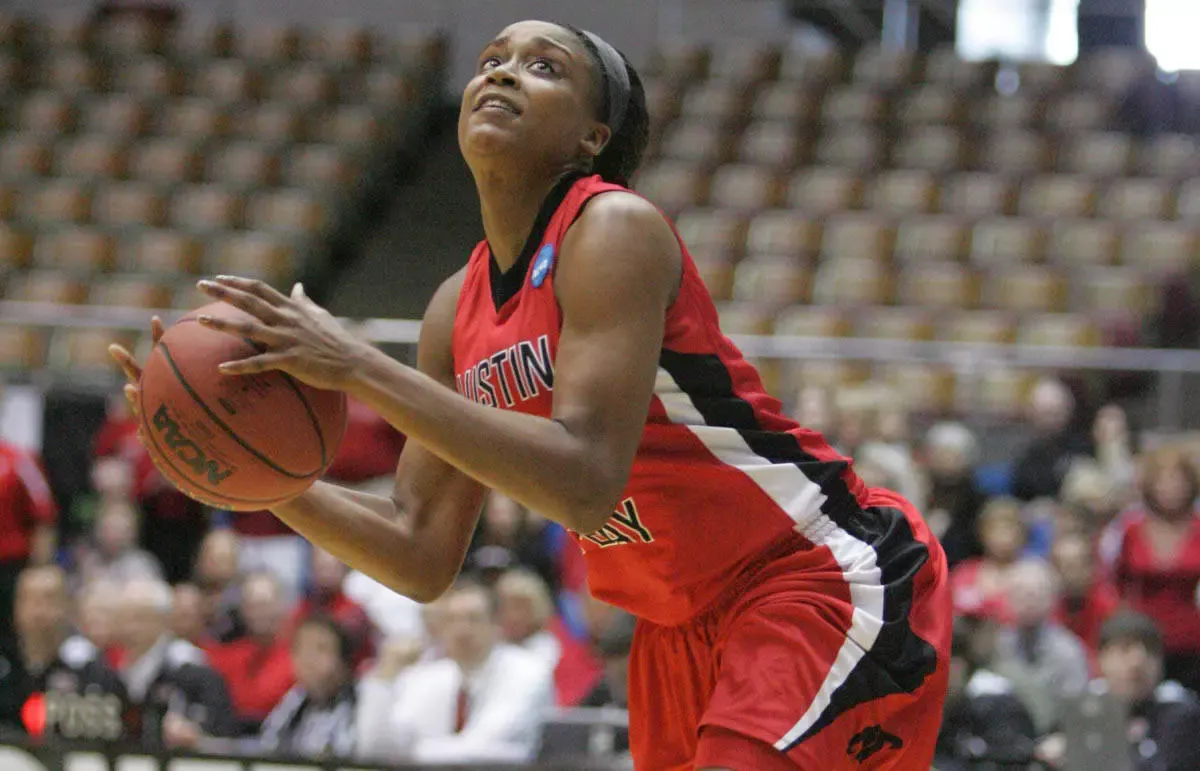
xmin=197 ymin=276 xmax=368 ymax=391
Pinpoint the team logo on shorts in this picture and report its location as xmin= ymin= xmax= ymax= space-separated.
xmin=530 ymin=244 xmax=555 ymax=288
xmin=846 ymin=725 xmax=902 ymax=762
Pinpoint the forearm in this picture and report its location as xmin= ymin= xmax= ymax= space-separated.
xmin=270 ymin=482 xmax=447 ymax=601
xmin=348 ymin=347 xmax=620 ymax=532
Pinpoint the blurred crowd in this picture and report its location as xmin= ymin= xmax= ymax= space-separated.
xmin=0 ymin=372 xmax=1199 ymax=769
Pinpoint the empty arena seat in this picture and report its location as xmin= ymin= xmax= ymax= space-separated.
xmin=363 ymin=68 xmax=417 ymax=109
xmin=784 ymin=360 xmax=871 ymax=393
xmin=940 ymin=173 xmax=1015 ymax=217
xmin=284 ymin=144 xmax=355 ymax=191
xmin=854 ymin=306 xmax=935 ymax=340
xmin=879 ymin=364 xmax=957 ymax=413
xmin=786 ymin=168 xmax=862 ymax=213
xmin=111 ymin=56 xmax=183 ymax=98
xmin=751 ymin=84 xmax=816 ymax=124
xmin=0 ymin=185 xmax=14 ymax=220
xmin=1045 ymin=92 xmax=1111 ymax=133
xmin=778 ymin=47 xmax=843 ymax=85
xmin=923 ymin=47 xmax=989 ymax=90
xmin=936 ymin=310 xmax=1016 ymax=343
xmin=307 ymin=24 xmax=373 ymax=66
xmin=312 ymin=105 xmax=384 ymax=147
xmin=7 ymin=270 xmax=88 ymax=304
xmin=896 ymin=261 xmax=978 ymax=309
xmin=195 ymin=59 xmax=262 ymax=102
xmin=1120 ymin=223 xmax=1197 ymax=274
xmin=648 ymin=39 xmax=709 ymax=83
xmin=980 ymin=131 xmax=1050 ymax=174
xmin=97 ymin=14 xmax=164 ymax=58
xmin=736 ymin=121 xmax=805 ymax=168
xmin=170 ymin=20 xmax=235 ymax=59
xmin=852 ymin=45 xmax=916 ymax=89
xmin=1076 ymin=47 xmax=1153 ymax=96
xmin=976 ymin=93 xmax=1042 ymax=129
xmin=247 ymin=188 xmax=327 ymax=233
xmin=895 ymin=85 xmax=963 ymax=125
xmin=1175 ymin=179 xmax=1200 ymax=221
xmin=972 ymin=368 xmax=1037 ymax=416
xmin=864 ymin=170 xmax=938 ymax=214
xmin=674 ymin=208 xmax=747 ymax=260
xmin=43 ymin=51 xmax=104 ymax=94
xmin=709 ymin=42 xmax=781 ymax=85
xmin=270 ymin=63 xmax=337 ymax=106
xmin=209 ymin=141 xmax=280 ymax=190
xmin=0 ymin=53 xmax=27 ymax=92
xmin=821 ymin=214 xmax=894 ymax=262
xmin=731 ymin=256 xmax=811 ymax=305
xmin=969 ymin=217 xmax=1046 ymax=266
xmin=813 ymin=129 xmax=885 ymax=170
xmin=707 ymin=164 xmax=781 ymax=210
xmin=984 ymin=266 xmax=1068 ymax=312
xmin=56 ymin=135 xmax=128 ymax=179
xmin=88 ymin=275 xmax=173 ymax=308
xmin=812 ymin=257 xmax=892 ymax=306
xmin=0 ymin=134 xmax=52 ymax=179
xmin=692 ymin=256 xmax=734 ymax=301
xmin=53 ymin=327 xmax=136 ymax=373
xmin=893 ymin=216 xmax=969 ymax=263
xmin=125 ymin=229 xmax=202 ymax=275
xmin=0 ymin=325 xmax=46 ymax=370
xmin=161 ymin=98 xmax=231 ymax=140
xmin=0 ymin=225 xmax=33 ymax=271
xmin=821 ymin=87 xmax=887 ymax=125
xmin=679 ymin=80 xmax=747 ymax=124
xmin=774 ymin=305 xmax=850 ymax=338
xmin=714 ymin=301 xmax=773 ymax=335
xmin=1045 ymin=220 xmax=1120 ymax=267
xmin=893 ymin=126 xmax=966 ymax=173
xmin=659 ymin=121 xmax=730 ymax=164
xmin=1075 ymin=267 xmax=1156 ymax=314
xmin=34 ymin=227 xmax=116 ymax=273
xmin=79 ymin=94 xmax=149 ymax=136
xmin=635 ymin=162 xmax=706 ymax=212
xmin=1138 ymin=134 xmax=1200 ymax=178
xmin=1018 ymin=175 xmax=1096 ymax=218
xmin=237 ymin=102 xmax=305 ymax=143
xmin=18 ymin=91 xmax=75 ymax=135
xmin=1099 ymin=178 xmax=1174 ymax=221
xmin=169 ymin=185 xmax=244 ymax=231
xmin=1061 ymin=132 xmax=1132 ymax=176
xmin=20 ymin=181 xmax=91 ymax=225
xmin=92 ymin=182 xmax=167 ymax=228
xmin=1017 ymin=313 xmax=1101 ymax=347
xmin=208 ymin=231 xmax=298 ymax=282
xmin=744 ymin=210 xmax=821 ymax=259
xmin=128 ymin=138 xmax=202 ymax=185
xmin=236 ymin=23 xmax=302 ymax=63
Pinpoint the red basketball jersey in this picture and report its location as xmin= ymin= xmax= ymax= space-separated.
xmin=452 ymin=174 xmax=866 ymax=625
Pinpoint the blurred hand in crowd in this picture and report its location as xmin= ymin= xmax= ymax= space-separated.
xmin=162 ymin=711 xmax=203 ymax=749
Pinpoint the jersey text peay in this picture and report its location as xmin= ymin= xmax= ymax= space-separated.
xmin=579 ymin=497 xmax=655 ymax=549
xmin=456 ymin=334 xmax=555 ymax=408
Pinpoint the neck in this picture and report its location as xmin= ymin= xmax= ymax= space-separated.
xmin=21 ymin=632 xmax=64 ymax=671
xmin=474 ymin=166 xmax=572 ymax=270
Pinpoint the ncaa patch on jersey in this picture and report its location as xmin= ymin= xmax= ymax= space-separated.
xmin=531 ymin=244 xmax=555 ymax=288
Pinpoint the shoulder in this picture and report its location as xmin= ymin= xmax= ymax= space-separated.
xmin=425 ymin=266 xmax=470 ymax=324
xmin=565 ymin=191 xmax=678 ymax=259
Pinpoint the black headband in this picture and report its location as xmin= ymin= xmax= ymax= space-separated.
xmin=575 ymin=29 xmax=631 ymax=133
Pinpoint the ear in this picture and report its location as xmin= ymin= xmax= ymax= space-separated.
xmin=580 ymin=120 xmax=612 ymax=162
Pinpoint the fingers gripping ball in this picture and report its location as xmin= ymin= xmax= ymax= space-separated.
xmin=138 ymin=302 xmax=348 ymax=510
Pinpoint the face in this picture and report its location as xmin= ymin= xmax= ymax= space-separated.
xmin=1099 ymin=639 xmax=1162 ymax=704
xmin=1149 ymin=462 xmax=1194 ymax=516
xmin=1029 ymin=380 xmax=1073 ymax=434
xmin=196 ymin=531 xmax=239 ymax=588
xmin=980 ymin=509 xmax=1026 ymax=563
xmin=91 ymin=458 xmax=133 ymax=498
xmin=441 ymin=589 xmax=497 ymax=669
xmin=1006 ymin=564 xmax=1057 ymax=628
xmin=928 ymin=445 xmax=968 ymax=480
xmin=292 ymin=624 xmax=346 ymax=699
xmin=241 ymin=576 xmax=283 ymax=639
xmin=15 ymin=569 xmax=68 ymax=643
xmin=79 ymin=587 xmax=119 ymax=648
xmin=170 ymin=584 xmax=206 ymax=644
xmin=459 ymin=21 xmax=608 ymax=179
xmin=310 ymin=548 xmax=348 ymax=595
xmin=95 ymin=502 xmax=137 ymax=556
xmin=1052 ymin=537 xmax=1094 ymax=594
xmin=119 ymin=589 xmax=169 ymax=657
xmin=497 ymin=586 xmax=540 ymax=643
xmin=484 ymin=493 xmax=523 ymax=542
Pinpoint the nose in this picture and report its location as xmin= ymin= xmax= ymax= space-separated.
xmin=485 ymin=63 xmax=518 ymax=88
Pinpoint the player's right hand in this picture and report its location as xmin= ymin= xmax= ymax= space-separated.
xmin=107 ymin=316 xmax=165 ymax=420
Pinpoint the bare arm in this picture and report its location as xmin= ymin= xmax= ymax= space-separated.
xmin=268 ymin=273 xmax=487 ymax=601
xmin=341 ymin=193 xmax=680 ymax=532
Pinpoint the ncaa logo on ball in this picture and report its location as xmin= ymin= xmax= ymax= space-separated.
xmin=150 ymin=404 xmax=233 ymax=486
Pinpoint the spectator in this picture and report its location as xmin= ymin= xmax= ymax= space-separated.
xmin=230 ymin=509 xmax=307 ymax=606
xmin=0 ymin=438 xmax=58 ymax=654
xmin=170 ymin=583 xmax=213 ymax=652
xmin=831 ymin=385 xmax=876 ymax=457
xmin=0 ymin=566 xmax=130 ymax=742
xmin=209 ymin=572 xmax=295 ymax=734
xmin=934 ymin=619 xmax=1038 ymax=771
xmin=357 ymin=582 xmax=553 ymax=763
xmin=793 ymin=383 xmax=834 ymax=438
xmin=582 ymin=610 xmax=635 ymax=709
xmin=1052 ymin=532 xmax=1121 ymax=658
xmin=496 ymin=567 xmax=601 ymax=705
xmin=285 ymin=547 xmax=376 ymax=668
xmin=343 ymin=568 xmax=425 ymax=642
xmin=950 ymin=497 xmax=1027 ymax=622
xmin=76 ymin=499 xmax=163 ymax=588
xmin=991 ymin=559 xmax=1091 ymax=731
xmin=924 ymin=422 xmax=987 ymax=568
xmin=258 ymin=615 xmax=358 ymax=759
xmin=116 ymin=578 xmax=235 ymax=750
xmin=1094 ymin=611 xmax=1200 ymax=771
xmin=1101 ymin=445 xmax=1200 ymax=693
xmin=467 ymin=492 xmax=560 ymax=594
xmin=324 ymin=396 xmax=407 ymax=494
xmin=1092 ymin=404 xmax=1136 ymax=496
xmin=79 ymin=578 xmax=125 ymax=668
xmin=193 ymin=529 xmax=245 ymax=644
xmin=1061 ymin=458 xmax=1125 ymax=535
xmin=1012 ymin=378 xmax=1093 ymax=501
xmin=855 ymin=441 xmax=927 ymax=514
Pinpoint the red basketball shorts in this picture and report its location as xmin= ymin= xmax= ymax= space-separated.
xmin=626 ymin=487 xmax=952 ymax=770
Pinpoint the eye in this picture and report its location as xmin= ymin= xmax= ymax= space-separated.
xmin=480 ymin=55 xmax=501 ymax=71
xmin=530 ymin=58 xmax=557 ymax=74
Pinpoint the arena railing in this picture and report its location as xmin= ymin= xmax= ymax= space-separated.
xmin=7 ymin=301 xmax=1200 ymax=429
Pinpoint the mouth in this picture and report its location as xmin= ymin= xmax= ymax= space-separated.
xmin=473 ymin=92 xmax=522 ymax=115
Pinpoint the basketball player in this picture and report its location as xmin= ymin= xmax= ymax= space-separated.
xmin=112 ymin=21 xmax=950 ymax=769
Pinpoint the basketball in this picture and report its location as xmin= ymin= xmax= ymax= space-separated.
xmin=137 ymin=302 xmax=348 ymax=511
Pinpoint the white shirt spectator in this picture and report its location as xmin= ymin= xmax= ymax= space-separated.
xmin=357 ymin=642 xmax=553 ymax=763
xmin=343 ymin=570 xmax=425 ymax=640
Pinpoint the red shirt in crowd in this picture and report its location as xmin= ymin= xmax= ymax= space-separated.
xmin=948 ymin=557 xmax=1014 ymax=623
xmin=208 ymin=638 xmax=295 ymax=724
xmin=1102 ymin=509 xmax=1200 ymax=656
xmin=0 ymin=443 xmax=58 ymax=561
xmin=1055 ymin=580 xmax=1122 ymax=658
xmin=323 ymin=397 xmax=406 ymax=484
xmin=284 ymin=592 xmax=377 ymax=668
xmin=548 ymin=615 xmax=602 ymax=706
xmin=93 ymin=414 xmax=197 ymax=520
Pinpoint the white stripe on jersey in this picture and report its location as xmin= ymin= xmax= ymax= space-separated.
xmin=653 ymin=365 xmax=887 ymax=752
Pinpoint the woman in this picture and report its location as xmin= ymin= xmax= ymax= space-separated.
xmin=1100 ymin=445 xmax=1200 ymax=694
xmin=112 ymin=21 xmax=950 ymax=769
xmin=948 ymin=497 xmax=1028 ymax=623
